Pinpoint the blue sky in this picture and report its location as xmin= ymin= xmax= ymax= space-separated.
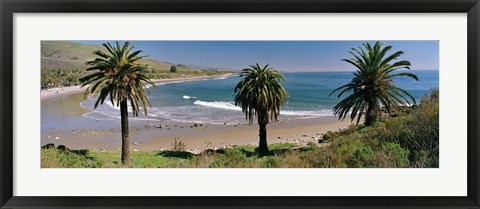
xmin=75 ymin=41 xmax=439 ymax=72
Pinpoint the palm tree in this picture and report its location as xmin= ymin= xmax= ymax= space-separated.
xmin=233 ymin=64 xmax=289 ymax=156
xmin=330 ymin=41 xmax=418 ymax=126
xmin=79 ymin=41 xmax=155 ymax=164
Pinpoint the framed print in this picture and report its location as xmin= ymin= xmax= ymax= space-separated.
xmin=1 ymin=0 xmax=479 ymax=208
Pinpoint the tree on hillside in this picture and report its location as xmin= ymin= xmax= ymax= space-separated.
xmin=233 ymin=64 xmax=289 ymax=156
xmin=170 ymin=65 xmax=177 ymax=73
xmin=79 ymin=41 xmax=155 ymax=165
xmin=330 ymin=41 xmax=418 ymax=126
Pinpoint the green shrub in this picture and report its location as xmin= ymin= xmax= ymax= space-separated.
xmin=307 ymin=141 xmax=318 ymax=151
xmin=376 ymin=142 xmax=410 ymax=168
xmin=170 ymin=65 xmax=177 ymax=73
xmin=261 ymin=156 xmax=284 ymax=168
xmin=384 ymin=88 xmax=439 ymax=167
xmin=410 ymin=150 xmax=432 ymax=168
xmin=41 ymin=146 xmax=99 ymax=168
xmin=322 ymin=131 xmax=334 ymax=141
xmin=210 ymin=149 xmax=253 ymax=168
xmin=351 ymin=145 xmax=376 ymax=167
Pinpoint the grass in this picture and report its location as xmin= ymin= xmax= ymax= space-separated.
xmin=91 ymin=151 xmax=183 ymax=168
xmin=41 ymin=142 xmax=311 ymax=168
xmin=41 ymin=147 xmax=99 ymax=168
xmin=39 ymin=138 xmax=412 ymax=168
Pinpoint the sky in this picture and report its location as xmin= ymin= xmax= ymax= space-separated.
xmin=75 ymin=41 xmax=439 ymax=72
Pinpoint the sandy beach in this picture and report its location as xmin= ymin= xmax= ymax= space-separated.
xmin=41 ymin=73 xmax=353 ymax=153
xmin=41 ymin=86 xmax=88 ymax=101
xmin=41 ymin=114 xmax=352 ymax=153
xmin=136 ymin=117 xmax=353 ymax=152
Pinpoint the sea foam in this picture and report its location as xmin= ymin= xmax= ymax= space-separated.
xmin=182 ymin=95 xmax=196 ymax=100
xmin=193 ymin=100 xmax=241 ymax=111
xmin=193 ymin=100 xmax=332 ymax=117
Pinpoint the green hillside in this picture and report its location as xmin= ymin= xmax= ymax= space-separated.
xmin=41 ymin=41 xmax=232 ymax=88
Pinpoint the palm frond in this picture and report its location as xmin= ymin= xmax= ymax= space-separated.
xmin=330 ymin=41 xmax=417 ymax=125
xmin=79 ymin=41 xmax=155 ymax=117
xmin=233 ymin=63 xmax=289 ymax=125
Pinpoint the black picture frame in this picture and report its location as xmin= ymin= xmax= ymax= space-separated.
xmin=1 ymin=0 xmax=479 ymax=208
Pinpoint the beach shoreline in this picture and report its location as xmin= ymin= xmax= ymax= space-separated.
xmin=40 ymin=73 xmax=234 ymax=101
xmin=41 ymin=115 xmax=352 ymax=153
xmin=40 ymin=71 xmax=355 ymax=153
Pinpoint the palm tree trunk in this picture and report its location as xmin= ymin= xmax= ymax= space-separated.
xmin=258 ymin=123 xmax=269 ymax=156
xmin=365 ymin=109 xmax=374 ymax=126
xmin=365 ymin=101 xmax=377 ymax=126
xmin=120 ymin=100 xmax=131 ymax=165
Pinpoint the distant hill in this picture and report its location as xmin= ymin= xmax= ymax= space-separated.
xmin=41 ymin=41 xmax=231 ymax=73
xmin=41 ymin=41 xmax=233 ymax=88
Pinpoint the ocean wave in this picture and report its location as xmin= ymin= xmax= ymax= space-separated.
xmin=83 ymin=111 xmax=160 ymax=122
xmin=103 ymin=100 xmax=141 ymax=114
xmin=81 ymin=98 xmax=121 ymax=111
xmin=146 ymin=105 xmax=244 ymax=125
xmin=281 ymin=109 xmax=333 ymax=117
xmin=104 ymin=100 xmax=120 ymax=110
xmin=81 ymin=98 xmax=333 ymax=124
xmin=163 ymin=118 xmax=232 ymax=125
xmin=193 ymin=100 xmax=242 ymax=111
xmin=81 ymin=98 xmax=156 ymax=121
xmin=182 ymin=95 xmax=196 ymax=100
xmin=193 ymin=100 xmax=333 ymax=117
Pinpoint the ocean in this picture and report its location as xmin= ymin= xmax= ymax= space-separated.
xmin=80 ymin=70 xmax=439 ymax=125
